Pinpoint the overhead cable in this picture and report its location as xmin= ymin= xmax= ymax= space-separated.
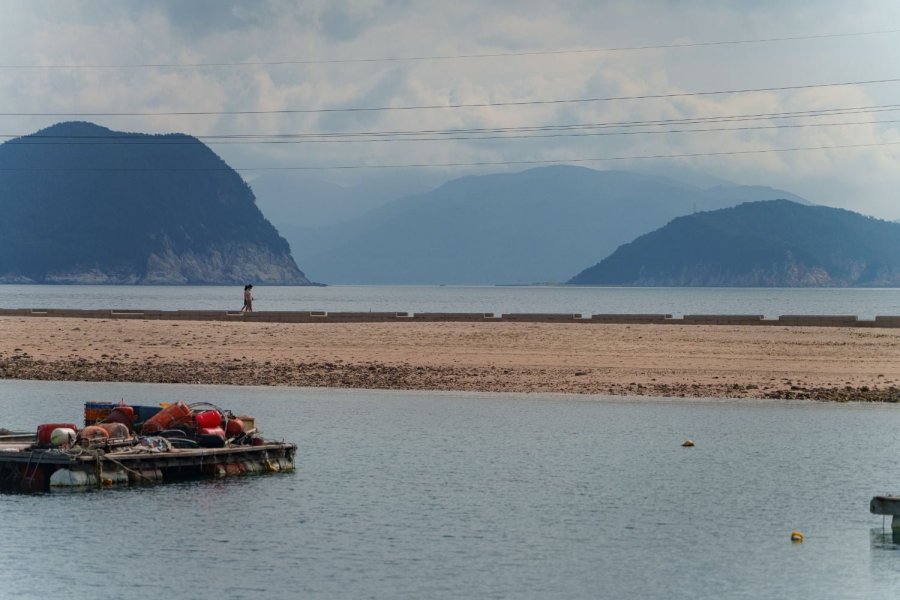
xmin=3 ymin=103 xmax=900 ymax=141
xmin=3 ymin=117 xmax=898 ymax=145
xmin=1 ymin=140 xmax=897 ymax=172
xmin=2 ymin=77 xmax=900 ymax=117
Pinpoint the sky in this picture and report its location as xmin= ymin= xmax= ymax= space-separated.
xmin=1 ymin=0 xmax=899 ymax=218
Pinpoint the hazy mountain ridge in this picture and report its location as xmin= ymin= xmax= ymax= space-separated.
xmin=569 ymin=200 xmax=900 ymax=286
xmin=281 ymin=165 xmax=810 ymax=284
xmin=251 ymin=172 xmax=436 ymax=229
xmin=254 ymin=174 xmax=431 ymax=264
xmin=0 ymin=122 xmax=310 ymax=285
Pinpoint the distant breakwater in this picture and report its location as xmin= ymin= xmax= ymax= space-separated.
xmin=1 ymin=308 xmax=899 ymax=328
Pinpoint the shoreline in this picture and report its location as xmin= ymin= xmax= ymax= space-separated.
xmin=1 ymin=316 xmax=898 ymax=401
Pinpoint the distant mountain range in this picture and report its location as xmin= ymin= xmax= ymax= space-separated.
xmin=274 ymin=165 xmax=809 ymax=284
xmin=251 ymin=172 xmax=422 ymax=229
xmin=569 ymin=200 xmax=900 ymax=286
xmin=0 ymin=122 xmax=309 ymax=285
xmin=9 ymin=122 xmax=870 ymax=289
xmin=251 ymin=172 xmax=427 ymax=263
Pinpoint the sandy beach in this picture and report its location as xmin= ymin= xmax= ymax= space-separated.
xmin=1 ymin=316 xmax=898 ymax=400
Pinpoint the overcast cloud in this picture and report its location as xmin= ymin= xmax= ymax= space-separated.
xmin=1 ymin=0 xmax=899 ymax=217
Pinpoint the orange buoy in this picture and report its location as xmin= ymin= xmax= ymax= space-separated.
xmin=141 ymin=402 xmax=192 ymax=434
xmin=78 ymin=425 xmax=109 ymax=445
xmin=97 ymin=422 xmax=130 ymax=439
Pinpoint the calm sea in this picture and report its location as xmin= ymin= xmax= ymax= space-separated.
xmin=2 ymin=380 xmax=900 ymax=599
xmin=1 ymin=284 xmax=900 ymax=318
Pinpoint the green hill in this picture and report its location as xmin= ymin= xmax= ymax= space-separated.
xmin=0 ymin=122 xmax=309 ymax=284
xmin=569 ymin=200 xmax=900 ymax=286
xmin=293 ymin=165 xmax=808 ymax=284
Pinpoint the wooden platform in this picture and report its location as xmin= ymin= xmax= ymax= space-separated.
xmin=0 ymin=434 xmax=296 ymax=492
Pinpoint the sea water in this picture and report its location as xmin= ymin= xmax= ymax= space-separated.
xmin=1 ymin=380 xmax=900 ymax=599
xmin=1 ymin=284 xmax=900 ymax=318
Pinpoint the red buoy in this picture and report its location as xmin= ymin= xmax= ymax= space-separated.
xmin=194 ymin=410 xmax=222 ymax=429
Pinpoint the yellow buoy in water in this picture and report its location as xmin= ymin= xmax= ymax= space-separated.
xmin=790 ymin=531 xmax=804 ymax=542
xmin=681 ymin=440 xmax=695 ymax=447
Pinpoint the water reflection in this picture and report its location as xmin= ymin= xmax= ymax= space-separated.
xmin=871 ymin=527 xmax=900 ymax=549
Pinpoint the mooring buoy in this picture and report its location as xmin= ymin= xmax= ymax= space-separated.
xmin=790 ymin=531 xmax=804 ymax=542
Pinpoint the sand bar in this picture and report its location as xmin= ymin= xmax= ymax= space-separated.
xmin=1 ymin=316 xmax=898 ymax=400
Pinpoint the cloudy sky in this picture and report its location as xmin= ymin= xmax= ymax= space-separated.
xmin=1 ymin=0 xmax=899 ymax=218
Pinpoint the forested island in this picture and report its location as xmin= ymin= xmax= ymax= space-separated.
xmin=0 ymin=121 xmax=309 ymax=285
xmin=570 ymin=200 xmax=900 ymax=286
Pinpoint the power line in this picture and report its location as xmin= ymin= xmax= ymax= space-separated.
xmin=0 ymin=105 xmax=874 ymax=139
xmin=1 ymin=140 xmax=896 ymax=172
xmin=2 ymin=77 xmax=900 ymax=117
xmin=3 ymin=117 xmax=898 ymax=146
xmin=1 ymin=29 xmax=898 ymax=69
xmin=3 ymin=104 xmax=899 ymax=145
xmin=5 ymin=103 xmax=899 ymax=139
xmin=233 ymin=104 xmax=900 ymax=136
xmin=171 ymin=140 xmax=900 ymax=170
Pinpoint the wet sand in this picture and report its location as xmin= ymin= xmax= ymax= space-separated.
xmin=1 ymin=316 xmax=899 ymax=400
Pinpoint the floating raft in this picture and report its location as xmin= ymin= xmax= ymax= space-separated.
xmin=0 ymin=433 xmax=295 ymax=492
xmin=0 ymin=402 xmax=296 ymax=492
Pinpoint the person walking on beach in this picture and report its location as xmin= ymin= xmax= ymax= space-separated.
xmin=241 ymin=284 xmax=254 ymax=312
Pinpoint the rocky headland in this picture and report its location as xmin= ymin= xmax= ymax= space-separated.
xmin=0 ymin=122 xmax=310 ymax=285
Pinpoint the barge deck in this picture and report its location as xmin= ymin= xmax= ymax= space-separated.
xmin=0 ymin=400 xmax=297 ymax=492
xmin=0 ymin=434 xmax=296 ymax=492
